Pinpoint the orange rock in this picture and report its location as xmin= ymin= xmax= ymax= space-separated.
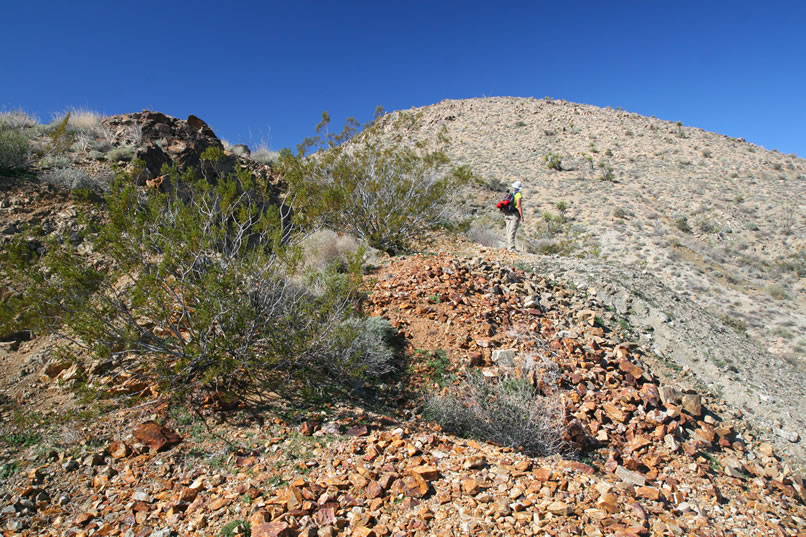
xmin=408 ymin=465 xmax=440 ymax=481
xmin=208 ymin=497 xmax=231 ymax=511
xmin=636 ymin=486 xmax=661 ymax=501
xmin=402 ymin=473 xmax=429 ymax=498
xmin=534 ymin=467 xmax=553 ymax=481
xmin=367 ymin=481 xmax=384 ymax=499
xmin=618 ymin=359 xmax=643 ymax=379
xmin=596 ymin=493 xmax=620 ymax=513
xmin=603 ymin=402 xmax=628 ymax=423
xmin=251 ymin=521 xmax=291 ymax=537
xmin=132 ymin=421 xmax=182 ymax=452
xmin=108 ymin=441 xmax=131 ymax=459
xmin=547 ymin=501 xmax=574 ymax=516
xmin=462 ymin=478 xmax=481 ymax=495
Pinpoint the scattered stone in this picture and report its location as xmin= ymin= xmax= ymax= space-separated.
xmin=132 ymin=421 xmax=182 ymax=451
xmin=681 ymin=393 xmax=702 ymax=417
xmin=615 ymin=465 xmax=647 ymax=487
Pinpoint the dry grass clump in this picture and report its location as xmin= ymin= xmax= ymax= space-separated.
xmin=0 ymin=108 xmax=40 ymax=129
xmin=425 ymin=367 xmax=569 ymax=456
xmin=250 ymin=145 xmax=281 ymax=165
xmin=300 ymin=229 xmax=364 ymax=272
xmin=55 ymin=107 xmax=106 ymax=133
xmin=465 ymin=225 xmax=502 ymax=247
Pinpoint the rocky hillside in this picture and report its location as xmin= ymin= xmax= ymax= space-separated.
xmin=1 ymin=105 xmax=805 ymax=536
xmin=370 ymin=97 xmax=806 ymax=363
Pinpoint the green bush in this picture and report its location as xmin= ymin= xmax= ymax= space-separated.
xmin=425 ymin=369 xmax=568 ymax=456
xmin=598 ymin=162 xmax=615 ymax=181
xmin=106 ymin=146 xmax=137 ymax=162
xmin=280 ymin=117 xmax=470 ymax=253
xmin=0 ymin=127 xmax=30 ymax=172
xmin=2 ymin=159 xmax=396 ymax=402
xmin=544 ymin=152 xmax=562 ymax=171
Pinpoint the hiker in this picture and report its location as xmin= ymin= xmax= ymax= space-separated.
xmin=504 ymin=180 xmax=523 ymax=252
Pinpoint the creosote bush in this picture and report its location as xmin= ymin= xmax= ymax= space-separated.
xmin=2 ymin=153 xmax=396 ymax=402
xmin=279 ymin=112 xmax=471 ymax=253
xmin=0 ymin=127 xmax=30 ymax=172
xmin=425 ymin=369 xmax=569 ymax=456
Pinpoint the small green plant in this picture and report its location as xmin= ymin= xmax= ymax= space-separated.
xmin=1 ymin=432 xmax=41 ymax=448
xmin=0 ymin=461 xmax=19 ymax=479
xmin=581 ymin=153 xmax=594 ymax=172
xmin=220 ymin=519 xmax=250 ymax=537
xmin=106 ymin=146 xmax=136 ymax=162
xmin=428 ymin=293 xmax=441 ymax=304
xmin=426 ymin=349 xmax=452 ymax=386
xmin=598 ymin=162 xmax=615 ymax=181
xmin=437 ymin=124 xmax=451 ymax=144
xmin=555 ymin=200 xmax=569 ymax=215
xmin=674 ymin=215 xmax=692 ymax=233
xmin=48 ymin=111 xmax=73 ymax=153
xmin=544 ymin=152 xmax=562 ymax=171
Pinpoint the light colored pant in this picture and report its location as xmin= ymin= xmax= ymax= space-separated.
xmin=505 ymin=214 xmax=520 ymax=251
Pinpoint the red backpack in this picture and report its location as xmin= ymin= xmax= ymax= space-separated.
xmin=496 ymin=192 xmax=515 ymax=212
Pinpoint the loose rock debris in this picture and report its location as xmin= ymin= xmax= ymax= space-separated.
xmin=1 ymin=252 xmax=804 ymax=536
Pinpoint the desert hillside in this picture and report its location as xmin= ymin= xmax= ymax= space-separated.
xmin=371 ymin=97 xmax=806 ymax=363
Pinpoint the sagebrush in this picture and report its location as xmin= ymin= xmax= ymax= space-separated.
xmin=425 ymin=369 xmax=569 ymax=456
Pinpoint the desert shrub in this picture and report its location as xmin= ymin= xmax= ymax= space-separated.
xmin=39 ymin=154 xmax=72 ymax=169
xmin=2 ymin=160 xmax=395 ymax=402
xmin=280 ymin=116 xmax=469 ymax=253
xmin=698 ymin=219 xmax=718 ymax=233
xmin=465 ymin=225 xmax=501 ymax=248
xmin=613 ymin=207 xmax=630 ymax=219
xmin=0 ymin=127 xmax=30 ymax=172
xmin=486 ymin=177 xmax=508 ymax=192
xmin=544 ymin=152 xmax=562 ymax=171
xmin=765 ymin=283 xmax=789 ymax=300
xmin=106 ymin=146 xmax=137 ymax=162
xmin=598 ymin=162 xmax=615 ymax=181
xmin=40 ymin=167 xmax=102 ymax=192
xmin=673 ymin=215 xmax=692 ymax=233
xmin=425 ymin=369 xmax=568 ymax=456
xmin=51 ymin=107 xmax=106 ymax=135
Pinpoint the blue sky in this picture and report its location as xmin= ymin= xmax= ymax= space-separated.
xmin=3 ymin=1 xmax=805 ymax=156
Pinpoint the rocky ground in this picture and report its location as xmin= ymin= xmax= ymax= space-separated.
xmin=1 ymin=232 xmax=805 ymax=536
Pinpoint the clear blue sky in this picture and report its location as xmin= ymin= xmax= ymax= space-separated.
xmin=3 ymin=1 xmax=805 ymax=156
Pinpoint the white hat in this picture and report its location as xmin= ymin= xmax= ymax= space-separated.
xmin=512 ymin=181 xmax=522 ymax=190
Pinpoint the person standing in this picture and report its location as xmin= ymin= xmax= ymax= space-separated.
xmin=505 ymin=180 xmax=524 ymax=252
